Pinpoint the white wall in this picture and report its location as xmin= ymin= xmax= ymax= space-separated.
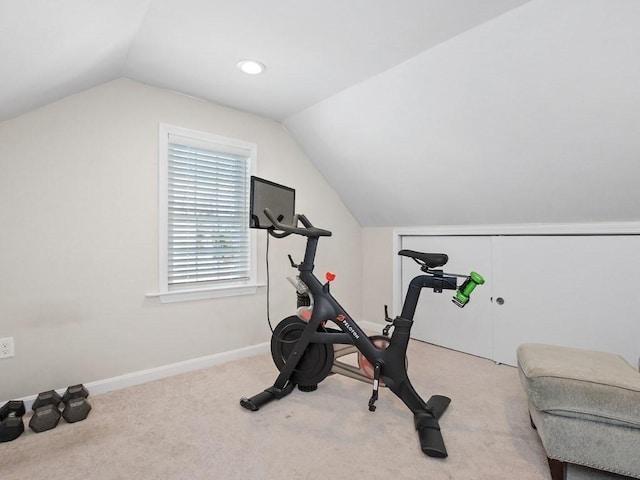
xmin=361 ymin=228 xmax=396 ymax=326
xmin=0 ymin=79 xmax=362 ymax=400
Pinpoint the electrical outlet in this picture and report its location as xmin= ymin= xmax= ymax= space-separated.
xmin=0 ymin=337 xmax=15 ymax=359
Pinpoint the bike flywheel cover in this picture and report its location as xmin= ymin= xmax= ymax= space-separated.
xmin=271 ymin=316 xmax=334 ymax=387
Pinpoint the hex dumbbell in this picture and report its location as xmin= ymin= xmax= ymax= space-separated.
xmin=0 ymin=400 xmax=26 ymax=442
xmin=29 ymin=384 xmax=92 ymax=433
xmin=29 ymin=390 xmax=62 ymax=433
xmin=61 ymin=384 xmax=91 ymax=423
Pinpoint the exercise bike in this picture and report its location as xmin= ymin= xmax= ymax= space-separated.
xmin=240 ymin=179 xmax=484 ymax=458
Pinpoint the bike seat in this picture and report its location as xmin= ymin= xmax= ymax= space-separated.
xmin=398 ymin=250 xmax=448 ymax=268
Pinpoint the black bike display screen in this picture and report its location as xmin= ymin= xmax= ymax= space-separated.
xmin=249 ymin=176 xmax=296 ymax=229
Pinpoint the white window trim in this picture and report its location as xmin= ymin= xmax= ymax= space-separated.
xmin=148 ymin=123 xmax=259 ymax=304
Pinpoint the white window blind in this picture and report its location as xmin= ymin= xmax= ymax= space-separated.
xmin=168 ymin=140 xmax=250 ymax=287
xmin=156 ymin=125 xmax=256 ymax=302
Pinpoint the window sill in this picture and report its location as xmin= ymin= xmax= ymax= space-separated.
xmin=146 ymin=283 xmax=264 ymax=304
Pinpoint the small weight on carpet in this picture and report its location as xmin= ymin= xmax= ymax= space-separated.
xmin=0 ymin=400 xmax=26 ymax=442
xmin=61 ymin=384 xmax=91 ymax=423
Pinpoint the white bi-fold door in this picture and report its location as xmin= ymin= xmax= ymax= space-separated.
xmin=400 ymin=235 xmax=494 ymax=360
xmin=400 ymin=234 xmax=640 ymax=367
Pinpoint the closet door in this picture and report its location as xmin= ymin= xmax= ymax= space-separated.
xmin=492 ymin=235 xmax=640 ymax=366
xmin=401 ymin=235 xmax=493 ymax=359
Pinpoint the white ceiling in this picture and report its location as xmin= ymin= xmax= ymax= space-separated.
xmin=1 ymin=0 xmax=529 ymax=122
xmin=4 ymin=0 xmax=640 ymax=228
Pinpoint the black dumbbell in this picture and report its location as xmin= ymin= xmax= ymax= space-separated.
xmin=61 ymin=384 xmax=91 ymax=423
xmin=29 ymin=390 xmax=62 ymax=433
xmin=0 ymin=400 xmax=26 ymax=442
xmin=29 ymin=384 xmax=92 ymax=433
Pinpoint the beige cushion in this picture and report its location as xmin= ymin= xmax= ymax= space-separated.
xmin=517 ymin=343 xmax=640 ymax=428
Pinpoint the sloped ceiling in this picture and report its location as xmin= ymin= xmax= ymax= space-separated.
xmin=3 ymin=0 xmax=640 ymax=227
xmin=286 ymin=0 xmax=640 ymax=226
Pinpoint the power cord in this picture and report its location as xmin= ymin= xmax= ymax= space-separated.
xmin=266 ymin=231 xmax=275 ymax=334
xmin=264 ymin=231 xmax=302 ymax=344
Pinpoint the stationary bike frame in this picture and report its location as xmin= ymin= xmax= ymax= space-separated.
xmin=240 ymin=210 xmax=478 ymax=458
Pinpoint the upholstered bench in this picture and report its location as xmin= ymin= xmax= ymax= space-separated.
xmin=516 ymin=343 xmax=640 ymax=480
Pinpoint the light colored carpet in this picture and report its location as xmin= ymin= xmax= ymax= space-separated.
xmin=1 ymin=341 xmax=551 ymax=479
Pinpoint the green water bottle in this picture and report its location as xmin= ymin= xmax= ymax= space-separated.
xmin=452 ymin=271 xmax=485 ymax=308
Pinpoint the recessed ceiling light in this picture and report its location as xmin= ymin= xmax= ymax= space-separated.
xmin=237 ymin=59 xmax=266 ymax=75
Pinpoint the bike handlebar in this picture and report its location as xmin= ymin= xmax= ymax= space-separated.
xmin=264 ymin=208 xmax=332 ymax=238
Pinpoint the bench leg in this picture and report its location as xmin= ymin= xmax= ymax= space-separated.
xmin=547 ymin=458 xmax=566 ymax=480
xmin=529 ymin=411 xmax=565 ymax=480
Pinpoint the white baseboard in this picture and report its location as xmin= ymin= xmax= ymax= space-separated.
xmin=18 ymin=322 xmax=387 ymax=410
xmin=19 ymin=342 xmax=270 ymax=410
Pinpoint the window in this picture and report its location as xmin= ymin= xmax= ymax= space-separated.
xmin=156 ymin=124 xmax=257 ymax=303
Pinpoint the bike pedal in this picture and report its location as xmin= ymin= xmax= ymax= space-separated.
xmin=367 ymin=362 xmax=382 ymax=412
xmin=368 ymin=392 xmax=378 ymax=412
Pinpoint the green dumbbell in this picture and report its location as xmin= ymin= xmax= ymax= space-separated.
xmin=452 ymin=271 xmax=485 ymax=308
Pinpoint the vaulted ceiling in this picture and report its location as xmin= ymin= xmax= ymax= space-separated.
xmin=4 ymin=0 xmax=640 ymax=227
xmin=1 ymin=0 xmax=527 ymax=122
